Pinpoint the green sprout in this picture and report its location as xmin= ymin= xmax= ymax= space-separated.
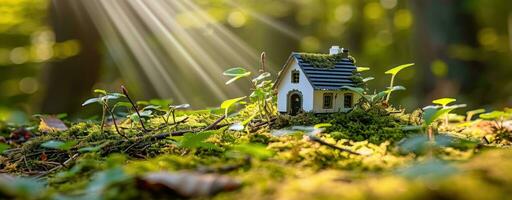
xmin=432 ymin=97 xmax=457 ymax=126
xmin=222 ymin=52 xmax=275 ymax=127
xmin=384 ymin=63 xmax=414 ymax=103
xmin=82 ymin=89 xmax=128 ymax=139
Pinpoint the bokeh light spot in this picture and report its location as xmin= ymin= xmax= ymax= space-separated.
xmin=394 ymin=9 xmax=412 ymax=29
xmin=335 ymin=5 xmax=352 ymax=23
xmin=19 ymin=77 xmax=39 ymax=94
xmin=478 ymin=28 xmax=498 ymax=48
xmin=431 ymin=59 xmax=448 ymax=77
xmin=380 ymin=0 xmax=397 ymax=9
xmin=364 ymin=3 xmax=383 ymax=20
xmin=9 ymin=47 xmax=29 ymax=64
xmin=300 ymin=36 xmax=320 ymax=52
xmin=227 ymin=11 xmax=247 ymax=28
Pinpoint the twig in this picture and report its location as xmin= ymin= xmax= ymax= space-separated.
xmin=105 ymin=103 xmax=129 ymax=139
xmin=149 ymin=115 xmax=227 ymax=140
xmin=122 ymin=85 xmax=149 ymax=132
xmin=202 ymin=115 xmax=226 ymax=131
xmin=34 ymin=154 xmax=79 ymax=178
xmin=308 ymin=136 xmax=360 ymax=155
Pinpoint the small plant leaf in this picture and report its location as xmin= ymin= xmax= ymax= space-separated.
xmin=41 ymin=140 xmax=77 ymax=151
xmin=82 ymin=98 xmax=100 ymax=106
xmin=252 ymin=72 xmax=271 ymax=82
xmin=423 ymin=104 xmax=466 ymax=126
xmin=314 ymin=123 xmax=332 ymax=129
xmin=224 ymin=67 xmax=251 ymax=85
xmin=341 ymin=86 xmax=365 ymax=96
xmin=223 ymin=67 xmax=250 ymax=77
xmin=220 ymin=96 xmax=246 ymax=117
xmin=356 ymin=67 xmax=370 ymax=72
xmin=0 ymin=143 xmax=10 ymax=154
xmin=385 ymin=63 xmax=414 ymax=75
xmin=479 ymin=111 xmax=508 ymax=120
xmin=362 ymin=77 xmax=375 ymax=82
xmin=170 ymin=104 xmax=190 ymax=109
xmin=432 ymin=98 xmax=456 ymax=107
xmin=94 ymin=89 xmax=107 ymax=95
xmin=178 ymin=131 xmax=218 ymax=150
xmin=38 ymin=116 xmax=68 ymax=133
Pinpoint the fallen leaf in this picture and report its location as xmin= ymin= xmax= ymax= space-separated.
xmin=39 ymin=116 xmax=68 ymax=133
xmin=9 ymin=128 xmax=32 ymax=143
xmin=40 ymin=152 xmax=47 ymax=161
xmin=137 ymin=171 xmax=241 ymax=197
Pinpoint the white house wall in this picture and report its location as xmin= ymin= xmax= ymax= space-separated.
xmin=276 ymin=58 xmax=314 ymax=113
xmin=313 ymin=90 xmax=361 ymax=113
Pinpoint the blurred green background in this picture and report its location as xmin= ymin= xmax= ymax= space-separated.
xmin=0 ymin=0 xmax=511 ymax=123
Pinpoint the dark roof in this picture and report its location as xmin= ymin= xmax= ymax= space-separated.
xmin=292 ymin=53 xmax=357 ymax=90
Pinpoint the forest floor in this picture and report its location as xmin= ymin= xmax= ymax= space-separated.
xmin=1 ymin=103 xmax=512 ymax=200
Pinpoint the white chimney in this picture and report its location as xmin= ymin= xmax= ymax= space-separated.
xmin=329 ymin=46 xmax=342 ymax=55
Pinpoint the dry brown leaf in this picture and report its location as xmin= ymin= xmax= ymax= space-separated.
xmin=39 ymin=116 xmax=68 ymax=133
xmin=137 ymin=171 xmax=241 ymax=197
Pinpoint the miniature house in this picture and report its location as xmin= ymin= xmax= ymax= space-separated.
xmin=274 ymin=46 xmax=361 ymax=115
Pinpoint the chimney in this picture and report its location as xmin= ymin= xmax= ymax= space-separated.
xmin=329 ymin=46 xmax=342 ymax=55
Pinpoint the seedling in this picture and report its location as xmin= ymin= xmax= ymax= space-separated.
xmin=82 ymin=89 xmax=128 ymax=139
xmin=223 ymin=52 xmax=275 ymax=126
xmin=432 ymin=97 xmax=458 ymax=126
xmin=168 ymin=104 xmax=190 ymax=125
xmin=384 ymin=63 xmax=414 ymax=103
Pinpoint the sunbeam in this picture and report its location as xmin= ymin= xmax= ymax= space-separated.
xmin=73 ymin=0 xmax=273 ymax=107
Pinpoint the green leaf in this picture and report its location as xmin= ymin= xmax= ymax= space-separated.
xmin=314 ymin=123 xmax=332 ymax=129
xmin=115 ymin=102 xmax=133 ymax=108
xmin=252 ymin=72 xmax=271 ymax=82
xmin=82 ymin=98 xmax=100 ymax=106
xmin=362 ymin=77 xmax=374 ymax=82
xmin=221 ymin=96 xmax=246 ymax=117
xmin=41 ymin=140 xmax=77 ymax=151
xmin=224 ymin=67 xmax=251 ymax=85
xmin=223 ymin=67 xmax=250 ymax=77
xmin=0 ymin=143 xmax=10 ymax=154
xmin=169 ymin=104 xmax=190 ymax=109
xmin=432 ymin=98 xmax=456 ymax=106
xmin=479 ymin=111 xmax=507 ymax=120
xmin=384 ymin=63 xmax=414 ymax=75
xmin=94 ymin=89 xmax=107 ymax=95
xmin=340 ymin=86 xmax=365 ymax=96
xmin=225 ymin=75 xmax=248 ymax=85
xmin=232 ymin=143 xmax=274 ymax=160
xmin=423 ymin=104 xmax=466 ymax=126
xmin=356 ymin=67 xmax=370 ymax=72
xmin=178 ymin=131 xmax=217 ymax=150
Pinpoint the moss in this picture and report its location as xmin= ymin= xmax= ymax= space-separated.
xmin=299 ymin=53 xmax=348 ymax=69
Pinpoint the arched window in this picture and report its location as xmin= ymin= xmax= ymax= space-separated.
xmin=291 ymin=70 xmax=299 ymax=83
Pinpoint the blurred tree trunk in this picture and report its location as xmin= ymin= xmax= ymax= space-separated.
xmin=411 ymin=0 xmax=482 ymax=104
xmin=40 ymin=0 xmax=101 ymax=114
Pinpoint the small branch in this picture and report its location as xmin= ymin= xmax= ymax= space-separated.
xmin=105 ymin=103 xmax=129 ymax=139
xmin=122 ymin=85 xmax=149 ymax=132
xmin=202 ymin=115 xmax=226 ymax=131
xmin=308 ymin=136 xmax=360 ymax=155
xmin=34 ymin=154 xmax=79 ymax=178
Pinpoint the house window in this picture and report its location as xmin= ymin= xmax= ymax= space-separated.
xmin=323 ymin=93 xmax=333 ymax=109
xmin=344 ymin=93 xmax=353 ymax=108
xmin=291 ymin=70 xmax=299 ymax=83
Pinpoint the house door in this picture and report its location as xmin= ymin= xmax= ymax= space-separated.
xmin=289 ymin=93 xmax=301 ymax=115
